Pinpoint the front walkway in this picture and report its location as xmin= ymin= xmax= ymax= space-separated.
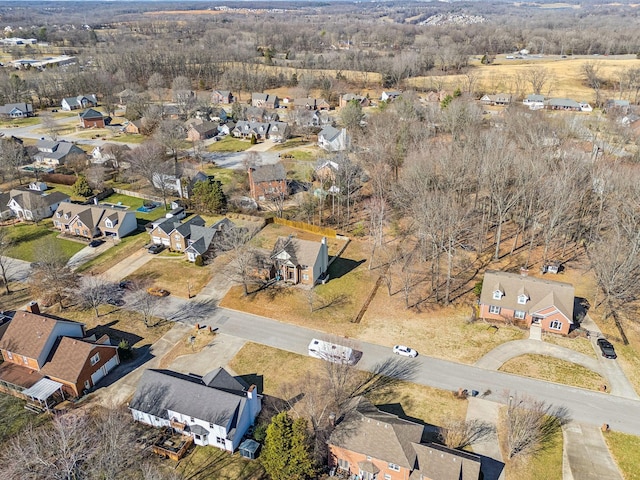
xmin=465 ymin=398 xmax=505 ymax=480
xmin=563 ymin=423 xmax=623 ymax=480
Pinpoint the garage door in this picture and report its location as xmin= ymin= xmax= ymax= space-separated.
xmin=152 ymin=236 xmax=161 ymax=244
xmin=161 ymin=238 xmax=170 ymax=246
xmin=90 ymin=355 xmax=119 ymax=386
xmin=91 ymin=368 xmax=105 ymax=385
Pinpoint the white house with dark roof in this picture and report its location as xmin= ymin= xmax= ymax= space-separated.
xmin=0 ymin=102 xmax=33 ymax=118
xmin=318 ymin=126 xmax=350 ymax=152
xmin=129 ymin=367 xmax=261 ymax=452
xmin=34 ymin=140 xmax=85 ymax=166
xmin=8 ymin=189 xmax=70 ymax=221
xmin=61 ymin=94 xmax=98 ymax=111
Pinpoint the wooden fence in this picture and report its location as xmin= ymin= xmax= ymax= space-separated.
xmin=267 ymin=217 xmax=337 ymax=238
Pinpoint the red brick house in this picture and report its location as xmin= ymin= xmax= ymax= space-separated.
xmin=79 ymin=108 xmax=106 ymax=128
xmin=478 ymin=270 xmax=575 ymax=335
xmin=329 ymin=397 xmax=481 ymax=480
xmin=271 ymin=236 xmax=329 ymax=286
xmin=247 ymin=163 xmax=287 ymax=201
xmin=212 ymin=90 xmax=234 ymax=104
xmin=0 ymin=303 xmax=119 ymax=406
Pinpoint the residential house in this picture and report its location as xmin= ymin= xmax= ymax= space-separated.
xmin=212 ymin=90 xmax=233 ymax=104
xmin=79 ymin=108 xmax=105 ymax=128
xmin=53 ymin=203 xmax=137 ymax=239
xmin=314 ymin=160 xmax=339 ymax=183
xmin=61 ymin=94 xmax=98 ymax=111
xmin=8 ymin=188 xmax=69 ymax=221
xmin=481 ymin=93 xmax=512 ymax=106
xmin=91 ymin=143 xmax=130 ymax=167
xmin=163 ymin=105 xmax=181 ymax=120
xmin=478 ymin=270 xmax=575 ymax=335
xmin=123 ymin=119 xmax=143 ymax=134
xmin=211 ymin=108 xmax=228 ymax=123
xmin=247 ymin=163 xmax=287 ymax=201
xmin=545 ymin=98 xmax=582 ymax=111
xmin=381 ymin=91 xmax=402 ymax=102
xmin=0 ymin=102 xmax=33 ymax=118
xmin=318 ymin=126 xmax=350 ymax=152
xmin=149 ymin=215 xmax=206 ymax=251
xmin=605 ymin=99 xmax=631 ymax=114
xmin=187 ymin=121 xmax=219 ymax=142
xmin=294 ymin=98 xmax=317 ymax=110
xmin=233 ymin=121 xmax=271 ymax=140
xmin=316 ymin=98 xmax=331 ymax=110
xmin=422 ymin=90 xmax=448 ymax=103
xmin=245 ymin=106 xmax=267 ymax=122
xmin=0 ymin=304 xmax=120 ymax=403
xmin=0 ymin=192 xmax=12 ymax=220
xmin=33 ymin=139 xmax=85 ymax=167
xmin=184 ymin=218 xmax=235 ymax=263
xmin=251 ymin=93 xmax=279 ymax=109
xmin=329 ymin=397 xmax=481 ymax=480
xmin=129 ymin=367 xmax=261 ymax=452
xmin=267 ymin=121 xmax=290 ymax=142
xmin=340 ymin=94 xmax=370 ymax=108
xmin=271 ymin=236 xmax=329 ymax=285
xmin=116 ymin=88 xmax=137 ymax=106
xmin=218 ymin=122 xmax=235 ymax=136
xmin=523 ymin=94 xmax=545 ymax=110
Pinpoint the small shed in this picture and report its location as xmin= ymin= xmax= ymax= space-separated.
xmin=542 ymin=261 xmax=561 ymax=274
xmin=238 ymin=438 xmax=260 ymax=460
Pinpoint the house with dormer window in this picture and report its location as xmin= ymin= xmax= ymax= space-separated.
xmin=479 ymin=270 xmax=575 ymax=335
xmin=53 ymin=203 xmax=137 ymax=239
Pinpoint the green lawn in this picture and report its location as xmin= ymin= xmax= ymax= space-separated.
xmin=269 ymin=137 xmax=313 ymax=151
xmin=605 ymin=431 xmax=640 ymax=480
xmin=284 ymin=149 xmax=316 ymax=161
xmin=207 ymin=136 xmax=251 ymax=152
xmin=110 ymin=133 xmax=146 ymax=144
xmin=178 ymin=446 xmax=265 ymax=480
xmin=202 ymin=165 xmax=240 ymax=186
xmin=99 ymin=193 xmax=168 ymax=222
xmin=5 ymin=221 xmax=85 ymax=263
xmin=0 ymin=394 xmax=49 ymax=446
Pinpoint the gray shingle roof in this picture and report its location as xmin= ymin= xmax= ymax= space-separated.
xmin=250 ymin=163 xmax=286 ymax=183
xmin=412 ymin=442 xmax=481 ymax=480
xmin=79 ymin=108 xmax=103 ymax=119
xmin=319 ymin=125 xmax=341 ymax=141
xmin=129 ymin=368 xmax=249 ymax=429
xmin=271 ymin=236 xmax=323 ymax=269
xmin=0 ymin=103 xmax=33 ymax=115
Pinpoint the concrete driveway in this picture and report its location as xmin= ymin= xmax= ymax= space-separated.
xmin=66 ymin=240 xmax=112 ymax=270
xmin=101 ymin=247 xmax=155 ymax=282
xmin=563 ymin=423 xmax=623 ymax=480
xmin=168 ymin=333 xmax=246 ymax=376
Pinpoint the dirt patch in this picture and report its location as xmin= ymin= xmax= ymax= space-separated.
xmin=126 ymin=257 xmax=214 ymax=298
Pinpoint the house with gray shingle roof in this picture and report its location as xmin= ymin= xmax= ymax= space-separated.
xmin=184 ymin=217 xmax=235 ymax=263
xmin=129 ymin=367 xmax=261 ymax=452
xmin=318 ymin=125 xmax=350 ymax=152
xmin=545 ymin=98 xmax=581 ymax=111
xmin=61 ymin=94 xmax=97 ymax=111
xmin=53 ymin=203 xmax=137 ymax=239
xmin=271 ymin=236 xmax=328 ymax=286
xmin=34 ymin=140 xmax=85 ymax=167
xmin=78 ymin=108 xmax=105 ymax=128
xmin=329 ymin=396 xmax=481 ymax=480
xmin=8 ymin=188 xmax=69 ymax=221
xmin=0 ymin=102 xmax=33 ymax=118
xmin=479 ymin=270 xmax=575 ymax=335
xmin=247 ymin=163 xmax=287 ymax=201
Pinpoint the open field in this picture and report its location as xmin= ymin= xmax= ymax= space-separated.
xmin=0 ymin=116 xmax=40 ymax=128
xmin=110 ymin=133 xmax=145 ymax=144
xmin=498 ymin=354 xmax=606 ymax=392
xmin=409 ymin=56 xmax=640 ymax=101
xmin=604 ymin=431 xmax=640 ymax=480
xmin=4 ymin=220 xmax=85 ymax=263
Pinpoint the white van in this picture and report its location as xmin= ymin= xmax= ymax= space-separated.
xmin=308 ymin=338 xmax=357 ymax=365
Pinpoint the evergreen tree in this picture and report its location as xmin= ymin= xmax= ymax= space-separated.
xmin=72 ymin=175 xmax=93 ymax=197
xmin=261 ymin=412 xmax=315 ymax=480
xmin=191 ymin=178 xmax=227 ymax=214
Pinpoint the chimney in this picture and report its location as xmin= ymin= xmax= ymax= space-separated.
xmin=520 ymin=267 xmax=529 ymax=277
xmin=329 ymin=412 xmax=336 ymax=427
xmin=26 ymin=301 xmax=40 ymax=314
xmin=93 ymin=197 xmax=98 ymax=205
xmin=247 ymin=384 xmax=256 ymax=400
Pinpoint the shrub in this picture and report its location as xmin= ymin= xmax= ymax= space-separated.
xmin=117 ymin=339 xmax=133 ymax=361
xmin=194 ymin=255 xmax=204 ymax=266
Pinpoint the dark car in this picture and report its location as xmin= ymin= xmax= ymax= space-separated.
xmin=118 ymin=280 xmax=133 ymax=290
xmin=88 ymin=239 xmax=104 ymax=248
xmin=148 ymin=244 xmax=165 ymax=254
xmin=597 ymin=338 xmax=617 ymax=359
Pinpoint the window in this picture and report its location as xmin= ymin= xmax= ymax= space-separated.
xmin=90 ymin=353 xmax=100 ymax=366
xmin=216 ymin=436 xmax=225 ymax=444
xmin=195 ymin=434 xmax=202 ymax=441
xmin=22 ymin=356 xmax=28 ymax=365
xmin=489 ymin=305 xmax=501 ymax=314
xmin=84 ymin=380 xmax=91 ymax=390
xmin=514 ymin=310 xmax=526 ymax=320
xmin=7 ymin=351 xmax=12 ymax=360
xmin=388 ymin=463 xmax=400 ymax=472
xmin=549 ymin=320 xmax=563 ymax=330
xmin=338 ymin=459 xmax=350 ymax=470
xmin=190 ymin=417 xmax=195 ymax=422
xmin=517 ymin=294 xmax=528 ymax=305
xmin=105 ymin=219 xmax=112 ymax=228
xmin=78 ymin=221 xmax=83 ymax=227
xmin=384 ymin=475 xmax=391 ymax=480
xmin=209 ymin=422 xmax=215 ymax=428
xmin=302 ymin=274 xmax=309 ymax=281
xmin=492 ymin=290 xmax=503 ymax=300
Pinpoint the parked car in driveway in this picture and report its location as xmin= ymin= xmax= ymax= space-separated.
xmin=148 ymin=244 xmax=165 ymax=254
xmin=88 ymin=239 xmax=104 ymax=248
xmin=597 ymin=338 xmax=617 ymax=359
xmin=393 ymin=345 xmax=418 ymax=358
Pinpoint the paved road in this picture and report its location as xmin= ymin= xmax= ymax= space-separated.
xmin=1 ymin=256 xmax=32 ymax=283
xmin=202 ymin=306 xmax=640 ymax=437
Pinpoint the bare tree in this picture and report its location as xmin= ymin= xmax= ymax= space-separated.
xmin=527 ymin=66 xmax=553 ymax=95
xmin=220 ymin=226 xmax=260 ymax=296
xmin=172 ymin=75 xmax=195 ymax=118
xmin=504 ymin=394 xmax=569 ymax=459
xmin=30 ymin=242 xmax=78 ymax=309
xmin=76 ymin=276 xmax=119 ymax=318
xmin=154 ymin=119 xmax=185 ymax=168
xmin=126 ymin=287 xmax=163 ymax=327
xmin=0 ymin=228 xmax=15 ymax=294
xmin=147 ymin=71 xmax=166 ymax=103
xmin=41 ymin=112 xmax=60 ymax=141
xmin=438 ymin=418 xmax=496 ymax=450
xmin=128 ymin=141 xmax=174 ymax=208
xmin=583 ymin=61 xmax=604 ymax=107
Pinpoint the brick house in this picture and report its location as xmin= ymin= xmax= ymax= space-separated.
xmin=271 ymin=236 xmax=329 ymax=286
xmin=124 ymin=119 xmax=143 ymax=134
xmin=53 ymin=203 xmax=138 ymax=239
xmin=187 ymin=121 xmax=219 ymax=142
xmin=0 ymin=304 xmax=119 ymax=404
xmin=79 ymin=108 xmax=105 ymax=128
xmin=329 ymin=397 xmax=481 ymax=480
xmin=212 ymin=90 xmax=234 ymax=104
xmin=149 ymin=215 xmax=206 ymax=252
xmin=340 ymin=94 xmax=370 ymax=108
xmin=247 ymin=163 xmax=287 ymax=201
xmin=478 ymin=270 xmax=575 ymax=335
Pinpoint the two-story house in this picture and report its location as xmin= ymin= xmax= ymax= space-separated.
xmin=8 ymin=188 xmax=70 ymax=221
xmin=0 ymin=303 xmax=120 ymax=404
xmin=79 ymin=108 xmax=105 ymax=128
xmin=129 ymin=367 xmax=261 ymax=452
xmin=212 ymin=90 xmax=234 ymax=104
xmin=251 ymin=93 xmax=279 ymax=109
xmin=53 ymin=203 xmax=138 ymax=239
xmin=318 ymin=126 xmax=350 ymax=152
xmin=478 ymin=270 xmax=575 ymax=335
xmin=247 ymin=163 xmax=287 ymax=201
xmin=149 ymin=215 xmax=205 ymax=250
xmin=329 ymin=397 xmax=481 ymax=480
xmin=271 ymin=236 xmax=329 ymax=286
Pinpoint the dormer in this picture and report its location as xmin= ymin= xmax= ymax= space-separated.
xmin=64 ymin=213 xmax=70 ymax=219
xmin=492 ymin=284 xmax=504 ymax=300
xmin=517 ymin=287 xmax=529 ymax=304
xmin=56 ymin=211 xmax=63 ymax=218
xmin=105 ymin=218 xmax=116 ymax=228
